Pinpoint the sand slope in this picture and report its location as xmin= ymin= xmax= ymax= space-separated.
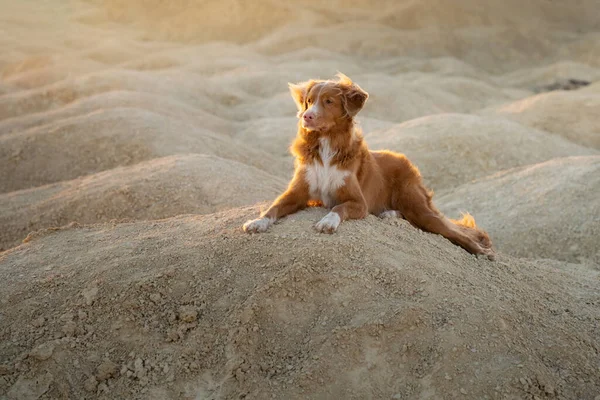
xmin=0 ymin=154 xmax=287 ymax=251
xmin=365 ymin=114 xmax=597 ymax=191
xmin=0 ymin=107 xmax=288 ymax=193
xmin=0 ymin=209 xmax=599 ymax=399
xmin=482 ymin=91 xmax=600 ymax=149
xmin=438 ymin=156 xmax=600 ymax=263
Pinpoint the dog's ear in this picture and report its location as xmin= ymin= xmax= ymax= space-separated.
xmin=337 ymin=73 xmax=368 ymax=117
xmin=288 ymin=80 xmax=315 ymax=112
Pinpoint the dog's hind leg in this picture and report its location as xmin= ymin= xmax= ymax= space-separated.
xmin=393 ymin=184 xmax=495 ymax=259
xmin=378 ymin=210 xmax=404 ymax=219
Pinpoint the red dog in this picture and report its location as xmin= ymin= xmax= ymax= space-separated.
xmin=243 ymin=73 xmax=495 ymax=259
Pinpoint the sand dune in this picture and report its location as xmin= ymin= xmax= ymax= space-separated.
xmin=1 ymin=0 xmax=600 ymax=398
xmin=365 ymin=114 xmax=597 ymax=191
xmin=438 ymin=156 xmax=600 ymax=263
xmin=0 ymin=154 xmax=286 ymax=251
xmin=1 ymin=209 xmax=598 ymax=399
xmin=0 ymin=90 xmax=232 ymax=138
xmin=483 ymin=91 xmax=600 ymax=149
xmin=495 ymin=61 xmax=600 ymax=89
xmin=0 ymin=108 xmax=288 ymax=193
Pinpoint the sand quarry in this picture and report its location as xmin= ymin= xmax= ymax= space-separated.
xmin=1 ymin=1 xmax=600 ymax=399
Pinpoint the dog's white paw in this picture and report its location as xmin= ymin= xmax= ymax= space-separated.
xmin=379 ymin=210 xmax=401 ymax=219
xmin=243 ymin=217 xmax=274 ymax=233
xmin=315 ymin=212 xmax=341 ymax=234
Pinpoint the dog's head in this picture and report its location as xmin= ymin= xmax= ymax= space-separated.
xmin=288 ymin=73 xmax=368 ymax=132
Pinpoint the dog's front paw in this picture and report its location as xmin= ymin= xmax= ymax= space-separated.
xmin=243 ymin=217 xmax=274 ymax=233
xmin=315 ymin=212 xmax=341 ymax=234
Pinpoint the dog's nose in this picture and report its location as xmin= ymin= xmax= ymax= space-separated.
xmin=303 ymin=112 xmax=314 ymax=120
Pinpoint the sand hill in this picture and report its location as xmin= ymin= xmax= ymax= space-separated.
xmin=0 ymin=154 xmax=286 ymax=251
xmin=1 ymin=208 xmax=599 ymax=399
xmin=437 ymin=156 xmax=600 ymax=264
xmin=1 ymin=0 xmax=599 ymax=399
xmin=365 ymin=114 xmax=597 ymax=191
xmin=481 ymin=91 xmax=600 ymax=150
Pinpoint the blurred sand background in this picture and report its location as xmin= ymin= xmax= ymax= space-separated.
xmin=0 ymin=0 xmax=599 ymax=399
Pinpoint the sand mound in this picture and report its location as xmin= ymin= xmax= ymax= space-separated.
xmin=0 ymin=90 xmax=232 ymax=138
xmin=483 ymin=91 xmax=600 ymax=149
xmin=376 ymin=0 xmax=600 ymax=32
xmin=93 ymin=0 xmax=600 ymax=73
xmin=0 ymin=208 xmax=598 ymax=399
xmin=0 ymin=108 xmax=287 ymax=193
xmin=351 ymin=74 xmax=521 ymax=123
xmin=365 ymin=114 xmax=597 ymax=191
xmin=93 ymin=0 xmax=295 ymax=44
xmin=494 ymin=61 xmax=600 ymax=90
xmin=0 ymin=154 xmax=287 ymax=251
xmin=437 ymin=156 xmax=600 ymax=263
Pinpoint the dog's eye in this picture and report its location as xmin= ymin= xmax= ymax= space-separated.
xmin=307 ymin=98 xmax=313 ymax=105
xmin=325 ymin=99 xmax=333 ymax=104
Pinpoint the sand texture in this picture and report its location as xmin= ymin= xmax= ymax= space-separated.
xmin=1 ymin=0 xmax=599 ymax=399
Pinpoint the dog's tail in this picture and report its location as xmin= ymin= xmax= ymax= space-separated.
xmin=449 ymin=212 xmax=477 ymax=228
xmin=449 ymin=212 xmax=494 ymax=254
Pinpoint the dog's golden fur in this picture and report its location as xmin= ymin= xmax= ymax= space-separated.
xmin=243 ymin=73 xmax=495 ymax=259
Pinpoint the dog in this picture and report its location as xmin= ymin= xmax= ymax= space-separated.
xmin=243 ymin=73 xmax=495 ymax=259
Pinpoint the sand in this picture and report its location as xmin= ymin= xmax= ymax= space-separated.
xmin=481 ymin=91 xmax=600 ymax=150
xmin=0 ymin=154 xmax=287 ymax=251
xmin=2 ymin=209 xmax=600 ymax=399
xmin=365 ymin=114 xmax=597 ymax=191
xmin=437 ymin=156 xmax=600 ymax=264
xmin=1 ymin=0 xmax=599 ymax=399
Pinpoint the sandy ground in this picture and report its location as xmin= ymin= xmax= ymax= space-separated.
xmin=0 ymin=0 xmax=599 ymax=399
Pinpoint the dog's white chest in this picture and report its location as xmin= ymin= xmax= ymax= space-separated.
xmin=304 ymin=138 xmax=349 ymax=208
